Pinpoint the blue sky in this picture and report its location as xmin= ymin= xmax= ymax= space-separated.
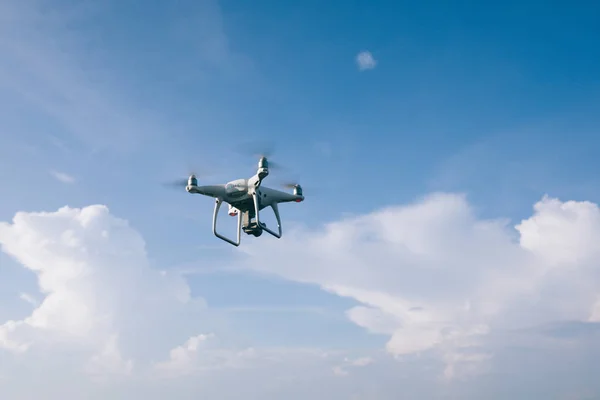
xmin=1 ymin=0 xmax=600 ymax=398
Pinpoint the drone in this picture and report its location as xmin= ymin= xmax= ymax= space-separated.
xmin=170 ymin=156 xmax=304 ymax=246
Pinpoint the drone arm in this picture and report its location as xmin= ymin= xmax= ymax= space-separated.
xmin=252 ymin=192 xmax=282 ymax=238
xmin=273 ymin=195 xmax=304 ymax=204
xmin=212 ymin=198 xmax=242 ymax=246
xmin=247 ymin=173 xmax=264 ymax=192
xmin=187 ymin=184 xmax=227 ymax=198
xmin=248 ymin=159 xmax=269 ymax=190
xmin=262 ymin=187 xmax=304 ymax=204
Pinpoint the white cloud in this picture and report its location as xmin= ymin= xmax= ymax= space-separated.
xmin=154 ymin=333 xmax=216 ymax=375
xmin=19 ymin=292 xmax=38 ymax=306
xmin=50 ymin=170 xmax=76 ymax=184
xmin=1 ymin=195 xmax=600 ymax=398
xmin=236 ymin=192 xmax=600 ymax=380
xmin=590 ymin=296 xmax=600 ymax=322
xmin=332 ymin=365 xmax=349 ymax=376
xmin=152 ymin=333 xmax=335 ymax=381
xmin=332 ymin=356 xmax=374 ymax=377
xmin=0 ymin=203 xmax=377 ymax=399
xmin=86 ymin=334 xmax=134 ymax=378
xmin=356 ymin=51 xmax=377 ymax=71
xmin=349 ymin=356 xmax=373 ymax=367
xmin=0 ymin=204 xmax=207 ymax=365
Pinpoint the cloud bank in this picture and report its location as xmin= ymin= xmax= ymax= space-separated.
xmin=1 ymin=193 xmax=600 ymax=398
xmin=237 ymin=193 xmax=600 ymax=379
xmin=0 ymin=204 xmax=369 ymax=399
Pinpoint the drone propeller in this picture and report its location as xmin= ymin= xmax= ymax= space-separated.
xmin=162 ymin=178 xmax=190 ymax=189
xmin=162 ymin=167 xmax=205 ymax=190
xmin=234 ymin=139 xmax=287 ymax=171
xmin=160 ymin=158 xmax=215 ymax=190
xmin=235 ymin=139 xmax=276 ymax=158
xmin=280 ymin=182 xmax=300 ymax=189
xmin=276 ymin=179 xmax=324 ymax=197
xmin=264 ymin=159 xmax=286 ymax=170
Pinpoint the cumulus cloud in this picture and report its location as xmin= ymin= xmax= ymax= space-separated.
xmin=236 ymin=193 xmax=600 ymax=380
xmin=153 ymin=333 xmax=334 ymax=381
xmin=0 ymin=205 xmax=206 ymax=366
xmin=1 ymin=195 xmax=600 ymax=398
xmin=0 ymin=204 xmax=378 ymax=399
xmin=356 ymin=50 xmax=377 ymax=70
xmin=154 ymin=333 xmax=216 ymax=375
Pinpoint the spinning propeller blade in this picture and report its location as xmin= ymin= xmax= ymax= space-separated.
xmin=265 ymin=160 xmax=285 ymax=170
xmin=276 ymin=180 xmax=323 ymax=196
xmin=161 ymin=161 xmax=213 ymax=190
xmin=234 ymin=139 xmax=287 ymax=171
xmin=235 ymin=139 xmax=276 ymax=159
xmin=162 ymin=178 xmax=190 ymax=189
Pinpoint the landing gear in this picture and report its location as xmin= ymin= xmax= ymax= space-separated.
xmin=212 ymin=159 xmax=283 ymax=246
xmin=212 ymin=198 xmax=242 ymax=247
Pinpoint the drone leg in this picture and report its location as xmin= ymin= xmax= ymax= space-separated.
xmin=212 ymin=198 xmax=241 ymax=247
xmin=252 ymin=192 xmax=282 ymax=239
xmin=267 ymin=203 xmax=283 ymax=238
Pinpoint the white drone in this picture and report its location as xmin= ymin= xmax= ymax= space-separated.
xmin=170 ymin=156 xmax=304 ymax=246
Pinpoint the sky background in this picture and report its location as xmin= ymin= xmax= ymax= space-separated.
xmin=1 ymin=0 xmax=600 ymax=399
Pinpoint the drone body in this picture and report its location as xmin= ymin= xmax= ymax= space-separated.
xmin=185 ymin=156 xmax=304 ymax=246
